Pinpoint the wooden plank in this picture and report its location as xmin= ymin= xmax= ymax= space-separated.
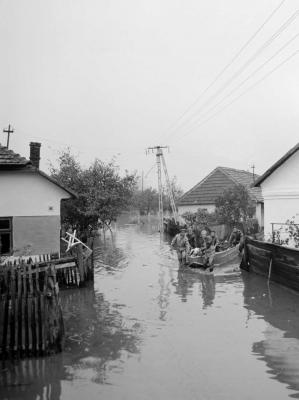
xmin=0 ymin=293 xmax=5 ymax=357
xmin=9 ymin=266 xmax=16 ymax=355
xmin=34 ymin=269 xmax=40 ymax=355
xmin=76 ymin=245 xmax=85 ymax=282
xmin=28 ymin=264 xmax=33 ymax=355
xmin=22 ymin=269 xmax=27 ymax=355
xmin=17 ymin=265 xmax=23 ymax=357
xmin=1 ymin=294 xmax=9 ymax=357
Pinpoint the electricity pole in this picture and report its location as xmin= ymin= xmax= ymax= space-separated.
xmin=146 ymin=145 xmax=178 ymax=233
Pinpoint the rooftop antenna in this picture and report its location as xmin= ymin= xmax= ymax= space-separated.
xmin=3 ymin=124 xmax=14 ymax=149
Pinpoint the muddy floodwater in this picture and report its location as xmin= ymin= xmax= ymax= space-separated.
xmin=2 ymin=216 xmax=299 ymax=399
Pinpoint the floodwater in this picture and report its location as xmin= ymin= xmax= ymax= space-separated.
xmin=2 ymin=217 xmax=299 ymax=399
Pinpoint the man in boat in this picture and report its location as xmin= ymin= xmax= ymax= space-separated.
xmin=210 ymin=230 xmax=219 ymax=251
xmin=196 ymin=229 xmax=208 ymax=249
xmin=171 ymin=229 xmax=190 ymax=266
xmin=186 ymin=226 xmax=196 ymax=248
xmin=202 ymin=233 xmax=216 ymax=269
xmin=228 ymin=227 xmax=243 ymax=247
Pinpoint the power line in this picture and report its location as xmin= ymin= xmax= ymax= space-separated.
xmin=166 ymin=10 xmax=298 ymax=143
xmin=170 ymin=33 xmax=299 ymax=139
xmin=160 ymin=0 xmax=288 ymax=142
xmin=144 ymin=163 xmax=155 ymax=178
xmin=175 ymin=50 xmax=298 ymax=142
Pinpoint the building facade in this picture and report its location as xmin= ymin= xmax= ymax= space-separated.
xmin=254 ymin=143 xmax=299 ymax=237
xmin=0 ymin=143 xmax=76 ymax=257
xmin=178 ymin=166 xmax=264 ymax=227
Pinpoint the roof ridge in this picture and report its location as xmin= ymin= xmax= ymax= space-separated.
xmin=218 ymin=166 xmax=253 ymax=174
xmin=254 ymin=142 xmax=299 ymax=187
xmin=178 ymin=166 xmax=263 ymax=206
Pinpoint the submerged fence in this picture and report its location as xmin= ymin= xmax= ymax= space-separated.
xmin=0 ymin=238 xmax=95 ymax=359
xmin=0 ymin=262 xmax=64 ymax=359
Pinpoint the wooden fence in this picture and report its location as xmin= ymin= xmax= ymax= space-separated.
xmin=0 ymin=237 xmax=95 ymax=359
xmin=0 ymin=263 xmax=64 ymax=359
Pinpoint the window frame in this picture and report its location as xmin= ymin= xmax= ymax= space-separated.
xmin=0 ymin=217 xmax=13 ymax=255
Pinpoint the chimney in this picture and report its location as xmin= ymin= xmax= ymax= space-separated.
xmin=29 ymin=142 xmax=41 ymax=169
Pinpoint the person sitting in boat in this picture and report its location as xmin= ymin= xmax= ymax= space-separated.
xmin=194 ymin=230 xmax=215 ymax=269
xmin=197 ymin=229 xmax=208 ymax=250
xmin=210 ymin=230 xmax=219 ymax=251
xmin=202 ymin=233 xmax=216 ymax=269
xmin=186 ymin=226 xmax=196 ymax=248
xmin=228 ymin=227 xmax=243 ymax=247
xmin=171 ymin=229 xmax=190 ymax=266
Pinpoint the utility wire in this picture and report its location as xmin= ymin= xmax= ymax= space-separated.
xmin=170 ymin=33 xmax=299 ymax=139
xmin=160 ymin=0 xmax=287 ymax=142
xmin=166 ymin=10 xmax=298 ymax=143
xmin=144 ymin=164 xmax=155 ymax=178
xmin=175 ymin=50 xmax=298 ymax=142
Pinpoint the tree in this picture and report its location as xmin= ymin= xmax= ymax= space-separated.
xmin=163 ymin=176 xmax=184 ymax=212
xmin=182 ymin=208 xmax=217 ymax=231
xmin=50 ymin=150 xmax=137 ymax=230
xmin=215 ymin=184 xmax=256 ymax=229
xmin=132 ymin=187 xmax=159 ymax=215
xmin=131 ymin=175 xmax=183 ymax=215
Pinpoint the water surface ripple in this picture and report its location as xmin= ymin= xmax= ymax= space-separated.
xmin=2 ymin=218 xmax=299 ymax=399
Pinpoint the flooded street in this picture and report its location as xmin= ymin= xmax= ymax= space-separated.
xmin=2 ymin=217 xmax=299 ymax=399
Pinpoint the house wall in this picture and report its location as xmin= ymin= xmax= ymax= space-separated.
xmin=260 ymin=150 xmax=299 ymax=236
xmin=0 ymin=171 xmax=70 ymax=216
xmin=178 ymin=204 xmax=216 ymax=215
xmin=255 ymin=202 xmax=264 ymax=228
xmin=13 ymin=216 xmax=61 ymax=256
xmin=0 ymin=171 xmax=71 ymax=256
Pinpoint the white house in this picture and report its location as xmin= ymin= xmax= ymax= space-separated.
xmin=178 ymin=166 xmax=264 ymax=227
xmin=0 ymin=142 xmax=76 ymax=257
xmin=254 ymin=143 xmax=299 ymax=237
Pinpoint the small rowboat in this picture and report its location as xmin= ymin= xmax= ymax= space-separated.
xmin=186 ymin=246 xmax=241 ymax=272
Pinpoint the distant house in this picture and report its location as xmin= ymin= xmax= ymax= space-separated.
xmin=0 ymin=142 xmax=76 ymax=257
xmin=178 ymin=166 xmax=264 ymax=227
xmin=254 ymin=143 xmax=299 ymax=236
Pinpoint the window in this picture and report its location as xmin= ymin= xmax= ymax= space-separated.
xmin=0 ymin=217 xmax=12 ymax=255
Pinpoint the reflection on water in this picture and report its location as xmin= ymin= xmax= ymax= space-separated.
xmin=175 ymin=270 xmax=216 ymax=308
xmin=2 ymin=216 xmax=299 ymax=399
xmin=243 ymin=272 xmax=299 ymax=398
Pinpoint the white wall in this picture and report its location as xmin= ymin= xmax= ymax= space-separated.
xmin=0 ymin=171 xmax=71 ymax=217
xmin=260 ymin=150 xmax=299 ymax=235
xmin=255 ymin=202 xmax=264 ymax=228
xmin=178 ymin=204 xmax=215 ymax=215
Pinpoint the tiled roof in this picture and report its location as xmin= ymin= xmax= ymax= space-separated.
xmin=178 ymin=166 xmax=263 ymax=206
xmin=0 ymin=144 xmax=77 ymax=198
xmin=0 ymin=145 xmax=31 ymax=167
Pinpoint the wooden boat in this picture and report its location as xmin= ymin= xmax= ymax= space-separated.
xmin=241 ymin=236 xmax=299 ymax=292
xmin=186 ymin=246 xmax=241 ymax=272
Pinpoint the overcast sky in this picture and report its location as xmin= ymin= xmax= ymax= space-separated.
xmin=0 ymin=0 xmax=298 ymax=191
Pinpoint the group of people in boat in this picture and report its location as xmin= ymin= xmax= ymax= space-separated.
xmin=171 ymin=225 xmax=243 ymax=268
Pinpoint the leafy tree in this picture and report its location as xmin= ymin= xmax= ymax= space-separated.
xmin=50 ymin=150 xmax=137 ymax=230
xmin=182 ymin=208 xmax=217 ymax=231
xmin=132 ymin=187 xmax=159 ymax=215
xmin=215 ymin=184 xmax=256 ymax=229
